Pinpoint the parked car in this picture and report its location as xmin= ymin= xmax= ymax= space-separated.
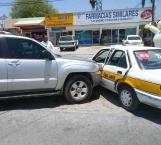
xmin=0 ymin=34 xmax=101 ymax=103
xmin=59 ymin=35 xmax=79 ymax=51
xmin=122 ymin=35 xmax=144 ymax=46
xmin=93 ymin=46 xmax=161 ymax=111
xmin=0 ymin=31 xmax=12 ymax=35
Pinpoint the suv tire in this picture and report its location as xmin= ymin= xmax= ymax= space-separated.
xmin=64 ymin=75 xmax=92 ymax=103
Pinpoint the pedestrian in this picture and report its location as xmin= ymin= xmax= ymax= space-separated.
xmin=33 ymin=33 xmax=43 ymax=42
xmin=41 ymin=34 xmax=55 ymax=52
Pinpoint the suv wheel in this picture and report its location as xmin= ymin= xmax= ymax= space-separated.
xmin=118 ymin=85 xmax=140 ymax=111
xmin=64 ymin=75 xmax=92 ymax=103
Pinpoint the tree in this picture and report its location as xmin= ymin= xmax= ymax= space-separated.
xmin=89 ymin=0 xmax=97 ymax=10
xmin=142 ymin=0 xmax=155 ymax=23
xmin=11 ymin=0 xmax=57 ymax=18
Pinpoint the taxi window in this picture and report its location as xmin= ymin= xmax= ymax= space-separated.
xmin=134 ymin=49 xmax=161 ymax=69
xmin=93 ymin=49 xmax=109 ymax=63
xmin=108 ymin=50 xmax=127 ymax=68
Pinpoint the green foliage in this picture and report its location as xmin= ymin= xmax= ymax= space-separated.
xmin=11 ymin=0 xmax=57 ymax=18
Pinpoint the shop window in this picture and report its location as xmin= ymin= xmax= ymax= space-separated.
xmin=112 ymin=29 xmax=118 ymax=43
xmin=125 ymin=28 xmax=136 ymax=36
xmin=93 ymin=31 xmax=100 ymax=44
xmin=75 ymin=31 xmax=92 ymax=44
xmin=119 ymin=29 xmax=126 ymax=43
xmin=101 ymin=30 xmax=111 ymax=44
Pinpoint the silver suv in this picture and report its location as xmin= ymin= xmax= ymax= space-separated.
xmin=59 ymin=35 xmax=79 ymax=51
xmin=0 ymin=34 xmax=100 ymax=103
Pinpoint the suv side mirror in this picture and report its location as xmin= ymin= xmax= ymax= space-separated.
xmin=41 ymin=50 xmax=54 ymax=60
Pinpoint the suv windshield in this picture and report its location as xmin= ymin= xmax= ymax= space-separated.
xmin=134 ymin=49 xmax=161 ymax=69
xmin=60 ymin=36 xmax=73 ymax=41
xmin=128 ymin=36 xmax=141 ymax=40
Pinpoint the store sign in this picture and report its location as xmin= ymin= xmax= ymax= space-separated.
xmin=74 ymin=8 xmax=152 ymax=25
xmin=45 ymin=13 xmax=73 ymax=27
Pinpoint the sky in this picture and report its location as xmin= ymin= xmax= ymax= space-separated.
xmin=0 ymin=0 xmax=161 ymax=19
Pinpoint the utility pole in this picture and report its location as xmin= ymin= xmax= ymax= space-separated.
xmin=96 ymin=0 xmax=102 ymax=11
xmin=142 ymin=0 xmax=155 ymax=23
xmin=89 ymin=0 xmax=102 ymax=11
xmin=151 ymin=0 xmax=155 ymax=23
xmin=0 ymin=14 xmax=7 ymax=31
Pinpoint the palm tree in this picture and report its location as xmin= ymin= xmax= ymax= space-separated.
xmin=89 ymin=0 xmax=97 ymax=10
xmin=142 ymin=0 xmax=155 ymax=23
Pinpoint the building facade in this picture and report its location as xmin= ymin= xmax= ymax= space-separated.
xmin=46 ymin=8 xmax=152 ymax=46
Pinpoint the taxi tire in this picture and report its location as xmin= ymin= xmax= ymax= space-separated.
xmin=64 ymin=75 xmax=92 ymax=104
xmin=118 ymin=85 xmax=140 ymax=111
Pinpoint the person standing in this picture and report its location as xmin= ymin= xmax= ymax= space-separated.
xmin=41 ymin=34 xmax=55 ymax=52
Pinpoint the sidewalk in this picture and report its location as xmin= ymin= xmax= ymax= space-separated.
xmin=54 ymin=46 xmax=106 ymax=58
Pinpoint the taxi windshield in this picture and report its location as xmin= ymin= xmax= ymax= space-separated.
xmin=134 ymin=49 xmax=161 ymax=69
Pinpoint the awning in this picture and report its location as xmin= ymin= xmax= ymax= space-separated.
xmin=14 ymin=17 xmax=44 ymax=27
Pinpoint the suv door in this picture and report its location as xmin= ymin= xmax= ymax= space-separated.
xmin=6 ymin=37 xmax=58 ymax=92
xmin=101 ymin=49 xmax=130 ymax=92
xmin=0 ymin=38 xmax=7 ymax=92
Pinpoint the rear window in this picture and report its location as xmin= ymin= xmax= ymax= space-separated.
xmin=128 ymin=36 xmax=141 ymax=40
xmin=134 ymin=49 xmax=161 ymax=69
xmin=60 ymin=36 xmax=73 ymax=41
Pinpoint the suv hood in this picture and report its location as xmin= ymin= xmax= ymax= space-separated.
xmin=61 ymin=55 xmax=92 ymax=62
xmin=55 ymin=55 xmax=99 ymax=72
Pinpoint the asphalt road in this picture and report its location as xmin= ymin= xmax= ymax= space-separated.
xmin=0 ymin=46 xmax=161 ymax=145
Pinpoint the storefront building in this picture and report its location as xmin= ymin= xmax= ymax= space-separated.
xmin=14 ymin=17 xmax=46 ymax=38
xmin=46 ymin=7 xmax=152 ymax=46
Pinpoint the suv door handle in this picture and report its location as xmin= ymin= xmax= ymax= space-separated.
xmin=117 ymin=71 xmax=122 ymax=75
xmin=8 ymin=60 xmax=20 ymax=66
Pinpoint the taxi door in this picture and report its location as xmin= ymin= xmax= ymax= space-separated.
xmin=101 ymin=49 xmax=130 ymax=92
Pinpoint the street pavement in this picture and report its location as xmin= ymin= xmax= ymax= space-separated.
xmin=54 ymin=46 xmax=103 ymax=58
xmin=0 ymin=46 xmax=161 ymax=145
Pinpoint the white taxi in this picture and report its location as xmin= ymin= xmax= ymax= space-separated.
xmin=93 ymin=46 xmax=161 ymax=111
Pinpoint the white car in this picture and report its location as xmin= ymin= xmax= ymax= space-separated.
xmin=122 ymin=35 xmax=144 ymax=46
xmin=93 ymin=46 xmax=161 ymax=111
xmin=59 ymin=35 xmax=79 ymax=51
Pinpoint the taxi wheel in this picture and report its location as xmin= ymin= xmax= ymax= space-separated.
xmin=118 ymin=85 xmax=140 ymax=111
xmin=64 ymin=75 xmax=92 ymax=103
